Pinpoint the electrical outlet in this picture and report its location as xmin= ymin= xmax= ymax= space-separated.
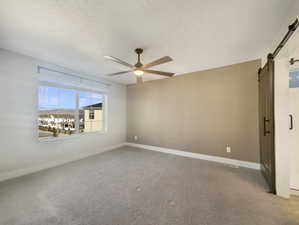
xmin=134 ymin=136 xmax=138 ymax=141
xmin=226 ymin=145 xmax=231 ymax=153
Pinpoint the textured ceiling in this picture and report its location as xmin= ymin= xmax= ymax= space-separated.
xmin=0 ymin=0 xmax=296 ymax=84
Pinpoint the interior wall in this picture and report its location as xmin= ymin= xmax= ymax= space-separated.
xmin=127 ymin=59 xmax=261 ymax=163
xmin=0 ymin=49 xmax=127 ymax=181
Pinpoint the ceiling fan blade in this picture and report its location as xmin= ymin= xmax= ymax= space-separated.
xmin=104 ymin=56 xmax=134 ymax=68
xmin=136 ymin=75 xmax=143 ymax=84
xmin=143 ymin=70 xmax=175 ymax=77
xmin=143 ymin=56 xmax=173 ymax=69
xmin=106 ymin=70 xmax=132 ymax=76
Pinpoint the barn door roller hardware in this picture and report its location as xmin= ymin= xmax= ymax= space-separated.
xmin=290 ymin=58 xmax=299 ymax=65
xmin=272 ymin=18 xmax=298 ymax=58
xmin=258 ymin=18 xmax=299 ymax=80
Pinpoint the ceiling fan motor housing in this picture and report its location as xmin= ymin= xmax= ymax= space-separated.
xmin=134 ymin=48 xmax=143 ymax=68
xmin=135 ymin=48 xmax=143 ymax=54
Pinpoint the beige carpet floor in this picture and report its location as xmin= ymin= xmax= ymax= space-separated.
xmin=0 ymin=146 xmax=298 ymax=225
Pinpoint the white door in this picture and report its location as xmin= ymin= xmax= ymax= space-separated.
xmin=290 ymin=87 xmax=299 ymax=191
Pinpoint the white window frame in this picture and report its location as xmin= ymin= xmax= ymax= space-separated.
xmin=37 ymin=81 xmax=108 ymax=142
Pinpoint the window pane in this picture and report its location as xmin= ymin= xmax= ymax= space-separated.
xmin=38 ymin=86 xmax=77 ymax=138
xmin=79 ymin=91 xmax=103 ymax=133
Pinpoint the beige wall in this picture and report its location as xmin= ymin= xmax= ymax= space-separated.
xmin=127 ymin=59 xmax=261 ymax=163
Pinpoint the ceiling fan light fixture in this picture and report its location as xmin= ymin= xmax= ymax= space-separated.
xmin=134 ymin=70 xmax=144 ymax=76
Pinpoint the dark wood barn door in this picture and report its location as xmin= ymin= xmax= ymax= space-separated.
xmin=258 ymin=57 xmax=276 ymax=193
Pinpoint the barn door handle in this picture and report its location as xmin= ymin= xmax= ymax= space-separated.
xmin=264 ymin=117 xmax=270 ymax=136
xmin=289 ymin=114 xmax=294 ymax=130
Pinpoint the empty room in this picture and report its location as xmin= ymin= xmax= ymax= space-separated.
xmin=0 ymin=0 xmax=299 ymax=224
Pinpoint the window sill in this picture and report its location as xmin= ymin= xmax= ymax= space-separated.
xmin=38 ymin=130 xmax=107 ymax=143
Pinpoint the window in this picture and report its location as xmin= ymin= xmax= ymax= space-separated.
xmin=38 ymin=85 xmax=105 ymax=139
xmin=89 ymin=110 xmax=95 ymax=120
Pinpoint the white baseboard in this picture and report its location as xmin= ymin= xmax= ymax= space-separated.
xmin=0 ymin=143 xmax=125 ymax=182
xmin=290 ymin=188 xmax=299 ymax=196
xmin=126 ymin=142 xmax=261 ymax=170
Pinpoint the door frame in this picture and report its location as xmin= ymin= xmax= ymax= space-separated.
xmin=273 ymin=24 xmax=299 ymax=198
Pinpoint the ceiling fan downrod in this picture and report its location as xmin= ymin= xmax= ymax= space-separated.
xmin=135 ymin=48 xmax=143 ymax=68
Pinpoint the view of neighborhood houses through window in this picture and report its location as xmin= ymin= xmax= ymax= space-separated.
xmin=79 ymin=91 xmax=103 ymax=133
xmin=38 ymin=85 xmax=104 ymax=139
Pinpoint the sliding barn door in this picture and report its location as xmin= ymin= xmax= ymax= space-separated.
xmin=258 ymin=57 xmax=276 ymax=193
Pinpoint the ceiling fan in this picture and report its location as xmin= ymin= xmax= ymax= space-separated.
xmin=104 ymin=48 xmax=175 ymax=84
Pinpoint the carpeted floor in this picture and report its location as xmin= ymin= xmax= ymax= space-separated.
xmin=0 ymin=146 xmax=298 ymax=225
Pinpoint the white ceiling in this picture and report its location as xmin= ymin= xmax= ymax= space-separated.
xmin=0 ymin=0 xmax=296 ymax=84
